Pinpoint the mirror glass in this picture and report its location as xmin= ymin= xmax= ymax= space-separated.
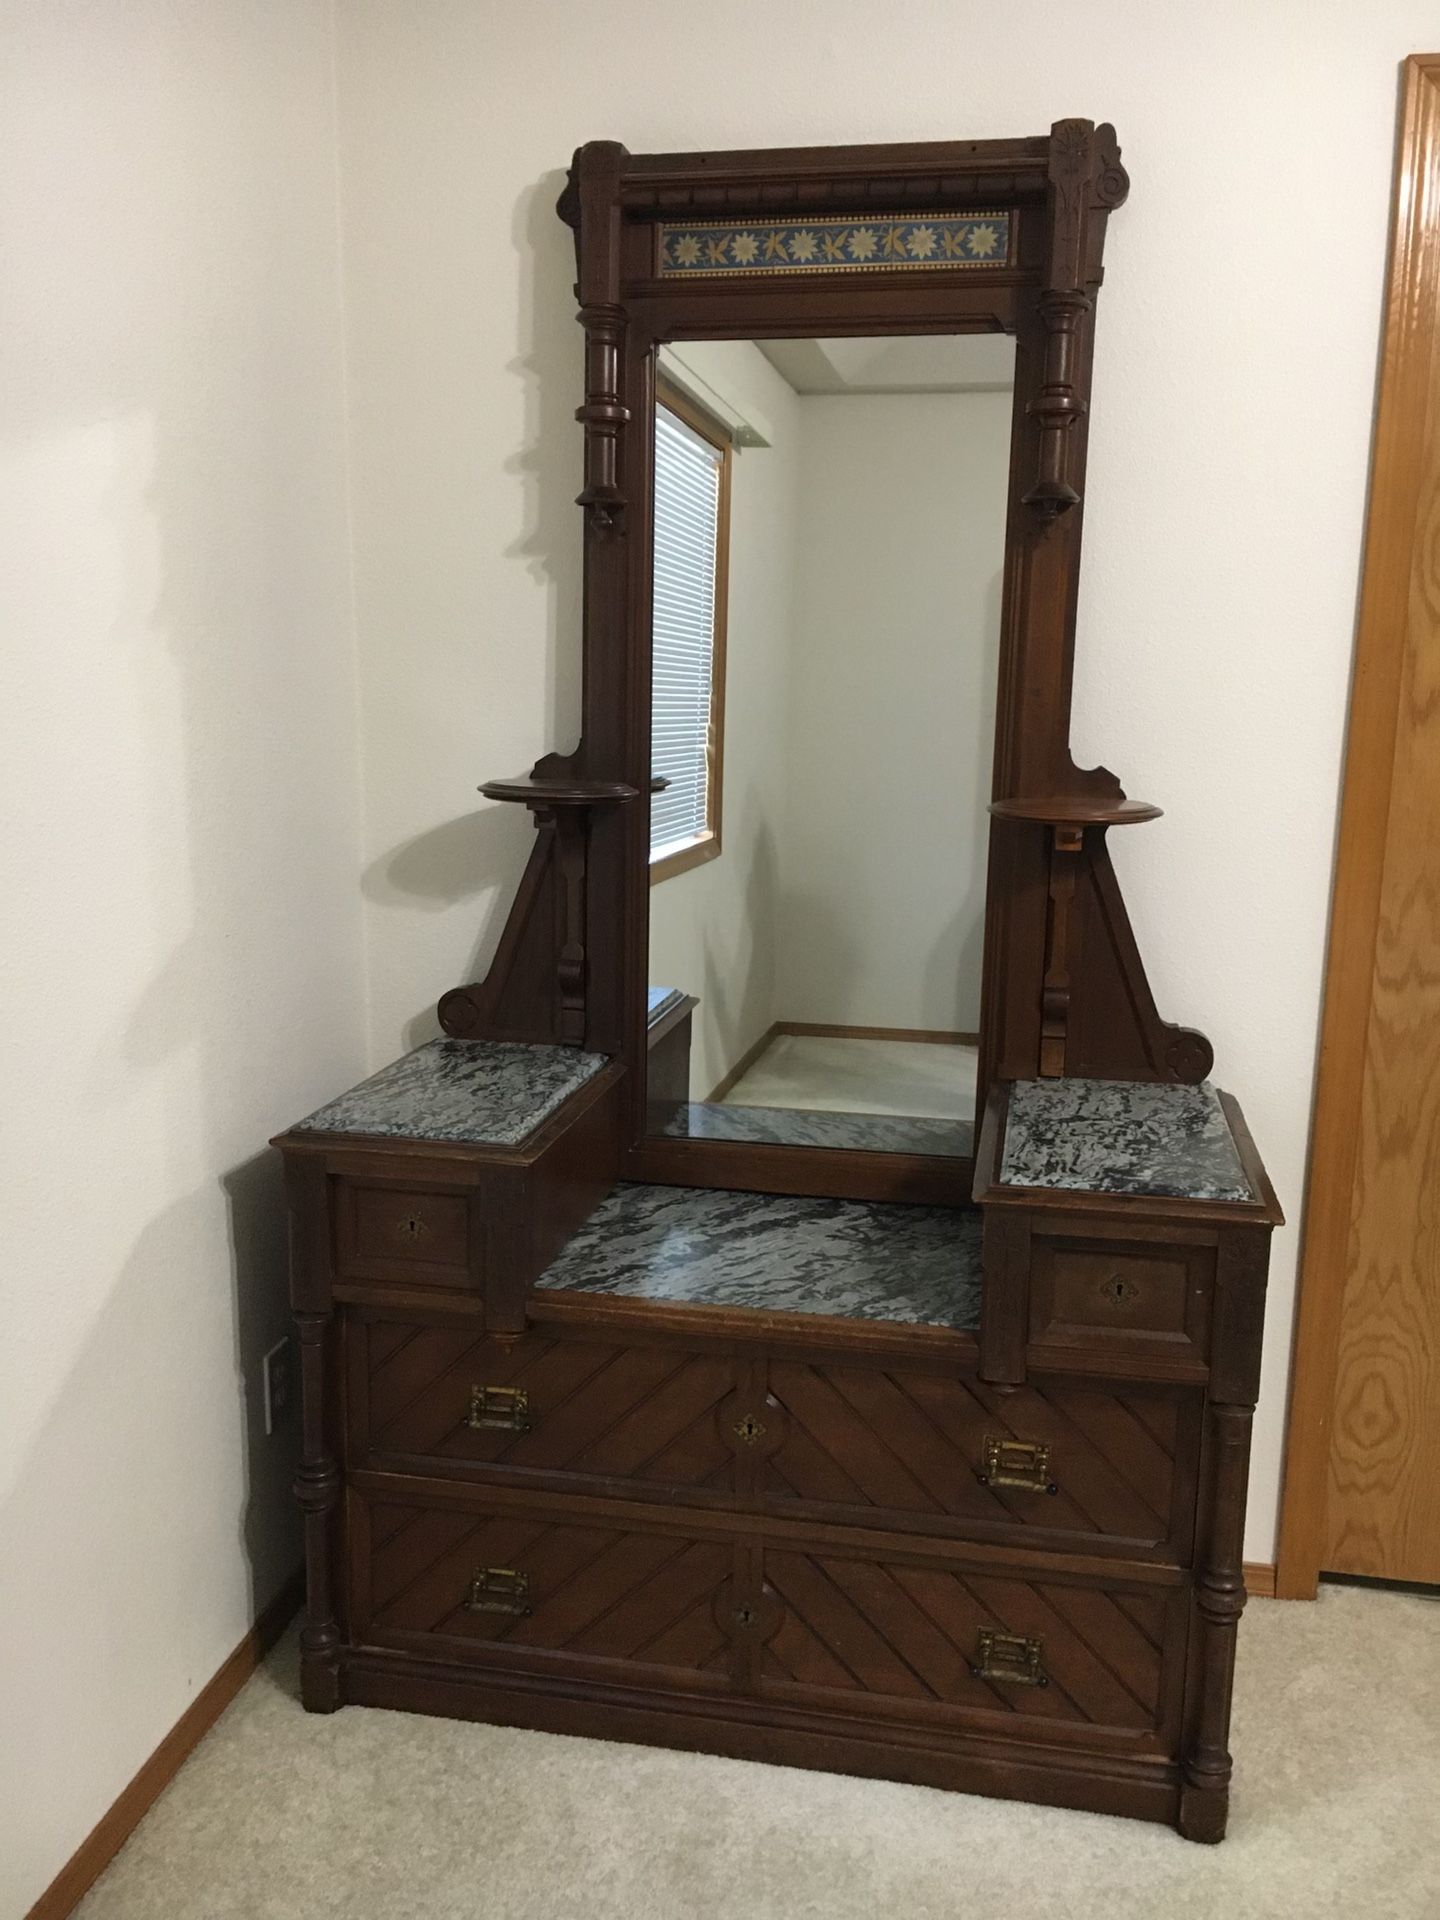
xmin=645 ymin=332 xmax=1015 ymax=1158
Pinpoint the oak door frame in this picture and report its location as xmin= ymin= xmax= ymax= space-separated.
xmin=1275 ymin=54 xmax=1440 ymax=1601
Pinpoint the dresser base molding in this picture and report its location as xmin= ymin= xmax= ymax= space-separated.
xmin=336 ymin=1645 xmax=1184 ymax=1829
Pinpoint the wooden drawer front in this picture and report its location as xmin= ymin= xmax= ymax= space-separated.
xmin=356 ymin=1317 xmax=737 ymax=1497
xmin=336 ymin=1181 xmax=473 ymax=1285
xmin=1028 ymin=1234 xmax=1212 ymax=1366
xmin=763 ymin=1361 xmax=1196 ymax=1556
xmin=356 ymin=1495 xmax=735 ymax=1688
xmin=759 ymin=1547 xmax=1182 ymax=1746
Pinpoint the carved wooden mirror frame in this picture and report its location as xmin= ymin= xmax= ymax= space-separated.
xmin=438 ymin=124 xmax=1210 ymax=1205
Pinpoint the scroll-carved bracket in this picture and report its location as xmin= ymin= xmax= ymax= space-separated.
xmin=993 ymin=802 xmax=1213 ymax=1085
xmin=437 ymin=754 xmax=639 ymax=1047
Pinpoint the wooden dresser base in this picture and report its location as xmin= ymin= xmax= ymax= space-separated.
xmin=279 ymin=1074 xmax=1277 ymax=1848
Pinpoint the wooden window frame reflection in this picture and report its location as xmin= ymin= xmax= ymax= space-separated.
xmin=650 ymin=378 xmax=731 ymax=887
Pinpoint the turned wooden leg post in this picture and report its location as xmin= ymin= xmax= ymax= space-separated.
xmin=1179 ymin=1399 xmax=1252 ymax=1842
xmin=293 ymin=1309 xmax=342 ymax=1712
xmin=285 ymin=1157 xmax=344 ymax=1713
xmin=1180 ymin=1226 xmax=1269 ymax=1842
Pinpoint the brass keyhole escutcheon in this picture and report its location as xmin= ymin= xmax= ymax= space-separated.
xmin=396 ymin=1212 xmax=429 ymax=1241
xmin=733 ymin=1604 xmax=758 ymax=1628
xmin=733 ymin=1414 xmax=767 ymax=1446
xmin=1100 ymin=1271 xmax=1138 ymax=1304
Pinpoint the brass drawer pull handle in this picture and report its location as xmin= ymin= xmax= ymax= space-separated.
xmin=978 ymin=1435 xmax=1058 ymax=1495
xmin=465 ymin=1567 xmax=532 ymax=1617
xmin=972 ymin=1628 xmax=1048 ymax=1688
xmin=467 ymin=1384 xmax=533 ymax=1433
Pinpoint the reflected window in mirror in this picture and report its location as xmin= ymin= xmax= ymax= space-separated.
xmin=647 ymin=333 xmax=1015 ymax=1160
xmin=650 ymin=386 xmax=731 ymax=884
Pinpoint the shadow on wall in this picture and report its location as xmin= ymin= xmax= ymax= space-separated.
xmin=504 ymin=173 xmax=584 ymax=721
xmin=99 ymin=383 xmax=354 ymax=1631
xmin=0 ymin=34 xmax=364 ymax=1744
xmin=361 ymin=804 xmax=537 ymax=1051
xmin=364 ymin=172 xmax=587 ymax=1057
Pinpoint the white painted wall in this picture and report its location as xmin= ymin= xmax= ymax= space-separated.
xmin=647 ymin=344 xmax=801 ymax=1097
xmin=0 ymin=7 xmax=366 ymax=1914
xmin=778 ymin=389 xmax=1009 ymax=1032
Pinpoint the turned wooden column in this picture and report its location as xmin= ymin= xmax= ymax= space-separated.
xmin=285 ymin=1158 xmax=343 ymax=1713
xmin=1179 ymin=1399 xmax=1252 ymax=1841
xmin=1179 ymin=1226 xmax=1269 ymax=1841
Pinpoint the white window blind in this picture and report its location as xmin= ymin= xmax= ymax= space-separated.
xmin=651 ymin=402 xmax=722 ymax=862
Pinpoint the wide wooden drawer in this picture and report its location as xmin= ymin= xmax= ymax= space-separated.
xmin=351 ymin=1315 xmax=736 ymax=1498
xmin=760 ymin=1357 xmax=1201 ymax=1558
xmin=349 ymin=1485 xmax=1186 ymax=1754
xmin=350 ymin=1313 xmax=1200 ymax=1560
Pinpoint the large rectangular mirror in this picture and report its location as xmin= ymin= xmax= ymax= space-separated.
xmin=644 ymin=331 xmax=1016 ymax=1160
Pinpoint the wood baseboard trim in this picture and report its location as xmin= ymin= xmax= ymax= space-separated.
xmin=1244 ymin=1562 xmax=1278 ymax=1598
xmin=705 ymin=1023 xmax=780 ymax=1104
xmin=25 ymin=1569 xmax=305 ymax=1920
xmin=776 ymin=1022 xmax=980 ymax=1046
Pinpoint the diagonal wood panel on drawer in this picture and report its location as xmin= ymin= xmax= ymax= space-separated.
xmin=351 ymin=1315 xmax=736 ymax=1496
xmin=356 ymin=1495 xmax=737 ymax=1689
xmin=764 ymin=1357 xmax=1199 ymax=1557
xmin=761 ymin=1549 xmax=1181 ymax=1749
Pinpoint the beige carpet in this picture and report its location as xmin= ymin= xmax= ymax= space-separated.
xmin=75 ymin=1583 xmax=1439 ymax=1920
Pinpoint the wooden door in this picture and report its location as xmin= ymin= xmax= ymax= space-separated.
xmin=1278 ymin=56 xmax=1440 ymax=1595
xmin=1323 ymin=285 xmax=1440 ymax=1580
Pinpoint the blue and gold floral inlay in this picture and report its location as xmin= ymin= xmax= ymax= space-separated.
xmin=657 ymin=211 xmax=1012 ymax=277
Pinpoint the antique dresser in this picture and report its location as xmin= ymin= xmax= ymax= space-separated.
xmin=274 ymin=124 xmax=1281 ymax=1843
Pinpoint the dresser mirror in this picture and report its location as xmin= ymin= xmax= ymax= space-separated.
xmin=645 ymin=332 xmax=1014 ymax=1163
xmin=438 ymin=128 xmax=1212 ymax=1212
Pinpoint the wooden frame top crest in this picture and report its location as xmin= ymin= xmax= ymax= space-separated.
xmin=438 ymin=122 xmax=1212 ymax=1206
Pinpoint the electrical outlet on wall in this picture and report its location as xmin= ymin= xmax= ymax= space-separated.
xmin=262 ymin=1336 xmax=293 ymax=1437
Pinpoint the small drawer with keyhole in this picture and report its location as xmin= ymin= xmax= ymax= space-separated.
xmin=1028 ymin=1233 xmax=1213 ymax=1369
xmin=337 ymin=1180 xmax=473 ymax=1284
